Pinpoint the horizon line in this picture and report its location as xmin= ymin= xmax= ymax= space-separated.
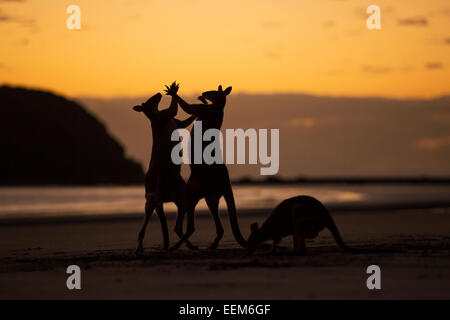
xmin=2 ymin=83 xmax=449 ymax=102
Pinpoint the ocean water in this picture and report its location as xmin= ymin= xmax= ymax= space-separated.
xmin=0 ymin=184 xmax=449 ymax=219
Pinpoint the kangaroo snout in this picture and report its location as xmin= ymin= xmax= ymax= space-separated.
xmin=133 ymin=105 xmax=143 ymax=112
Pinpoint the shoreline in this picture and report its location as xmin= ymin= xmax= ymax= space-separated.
xmin=1 ymin=204 xmax=449 ymax=226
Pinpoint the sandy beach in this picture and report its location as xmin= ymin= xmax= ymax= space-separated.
xmin=1 ymin=207 xmax=449 ymax=299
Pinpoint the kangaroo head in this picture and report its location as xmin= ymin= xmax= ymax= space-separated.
xmin=200 ymin=85 xmax=232 ymax=107
xmin=247 ymin=222 xmax=262 ymax=255
xmin=133 ymin=93 xmax=162 ymax=119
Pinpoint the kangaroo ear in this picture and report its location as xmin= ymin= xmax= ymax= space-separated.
xmin=224 ymin=86 xmax=232 ymax=95
xmin=218 ymin=85 xmax=223 ymax=92
xmin=250 ymin=223 xmax=259 ymax=233
xmin=133 ymin=105 xmax=143 ymax=112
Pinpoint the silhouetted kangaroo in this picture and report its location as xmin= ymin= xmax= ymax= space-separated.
xmin=133 ymin=83 xmax=196 ymax=253
xmin=167 ymin=85 xmax=247 ymax=250
xmin=247 ymin=196 xmax=389 ymax=255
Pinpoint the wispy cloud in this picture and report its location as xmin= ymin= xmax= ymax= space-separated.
xmin=322 ymin=20 xmax=335 ymax=29
xmin=416 ymin=136 xmax=450 ymax=150
xmin=0 ymin=9 xmax=11 ymax=21
xmin=0 ymin=62 xmax=11 ymax=71
xmin=327 ymin=69 xmax=346 ymax=76
xmin=262 ymin=21 xmax=282 ymax=29
xmin=15 ymin=38 xmax=28 ymax=46
xmin=264 ymin=49 xmax=281 ymax=60
xmin=289 ymin=116 xmax=339 ymax=128
xmin=289 ymin=117 xmax=316 ymax=128
xmin=0 ymin=8 xmax=36 ymax=31
xmin=397 ymin=17 xmax=428 ymax=26
xmin=426 ymin=62 xmax=443 ymax=70
xmin=361 ymin=65 xmax=392 ymax=74
xmin=430 ymin=113 xmax=450 ymax=124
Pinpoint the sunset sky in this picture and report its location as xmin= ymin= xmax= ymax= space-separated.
xmin=0 ymin=0 xmax=449 ymax=98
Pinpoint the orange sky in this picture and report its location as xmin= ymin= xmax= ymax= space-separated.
xmin=0 ymin=0 xmax=449 ymax=98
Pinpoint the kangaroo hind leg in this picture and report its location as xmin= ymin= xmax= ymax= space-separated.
xmin=156 ymin=205 xmax=169 ymax=250
xmin=170 ymin=184 xmax=201 ymax=251
xmin=174 ymin=199 xmax=198 ymax=250
xmin=137 ymin=193 xmax=157 ymax=254
xmin=205 ymin=196 xmax=223 ymax=249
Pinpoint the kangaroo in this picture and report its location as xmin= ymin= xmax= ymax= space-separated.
xmin=166 ymin=85 xmax=247 ymax=250
xmin=247 ymin=195 xmax=384 ymax=255
xmin=133 ymin=82 xmax=196 ymax=253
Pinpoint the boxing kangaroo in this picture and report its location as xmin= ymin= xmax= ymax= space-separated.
xmin=247 ymin=196 xmax=390 ymax=255
xmin=133 ymin=83 xmax=196 ymax=253
xmin=166 ymin=85 xmax=247 ymax=250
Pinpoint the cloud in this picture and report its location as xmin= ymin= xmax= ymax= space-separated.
xmin=262 ymin=21 xmax=282 ymax=29
xmin=0 ymin=9 xmax=11 ymax=21
xmin=400 ymin=65 xmax=414 ymax=73
xmin=264 ymin=50 xmax=281 ymax=60
xmin=416 ymin=136 xmax=450 ymax=150
xmin=0 ymin=9 xmax=36 ymax=31
xmin=322 ymin=20 xmax=335 ymax=29
xmin=0 ymin=62 xmax=11 ymax=71
xmin=327 ymin=69 xmax=346 ymax=76
xmin=289 ymin=117 xmax=316 ymax=128
xmin=397 ymin=17 xmax=428 ymax=26
xmin=430 ymin=113 xmax=450 ymax=124
xmin=426 ymin=62 xmax=443 ymax=70
xmin=444 ymin=38 xmax=450 ymax=45
xmin=289 ymin=116 xmax=339 ymax=128
xmin=361 ymin=65 xmax=392 ymax=74
xmin=15 ymin=38 xmax=29 ymax=46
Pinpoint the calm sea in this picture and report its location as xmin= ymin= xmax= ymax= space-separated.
xmin=0 ymin=184 xmax=449 ymax=219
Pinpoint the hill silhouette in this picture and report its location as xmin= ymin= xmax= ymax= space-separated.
xmin=0 ymin=86 xmax=144 ymax=185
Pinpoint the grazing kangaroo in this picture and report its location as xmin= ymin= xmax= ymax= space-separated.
xmin=166 ymin=85 xmax=247 ymax=250
xmin=133 ymin=83 xmax=196 ymax=253
xmin=247 ymin=196 xmax=386 ymax=255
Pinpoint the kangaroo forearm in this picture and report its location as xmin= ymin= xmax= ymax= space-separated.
xmin=157 ymin=97 xmax=178 ymax=121
xmin=177 ymin=115 xmax=196 ymax=128
xmin=175 ymin=95 xmax=195 ymax=114
xmin=164 ymin=96 xmax=179 ymax=118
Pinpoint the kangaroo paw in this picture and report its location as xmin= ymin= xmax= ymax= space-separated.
xmin=186 ymin=241 xmax=199 ymax=250
xmin=135 ymin=245 xmax=144 ymax=255
xmin=169 ymin=244 xmax=181 ymax=251
xmin=292 ymin=250 xmax=306 ymax=256
xmin=208 ymin=242 xmax=219 ymax=250
xmin=260 ymin=243 xmax=272 ymax=250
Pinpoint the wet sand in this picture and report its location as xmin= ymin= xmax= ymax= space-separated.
xmin=0 ymin=208 xmax=449 ymax=299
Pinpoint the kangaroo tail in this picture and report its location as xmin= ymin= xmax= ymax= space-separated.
xmin=326 ymin=216 xmax=354 ymax=252
xmin=325 ymin=210 xmax=400 ymax=254
xmin=223 ymin=187 xmax=247 ymax=248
